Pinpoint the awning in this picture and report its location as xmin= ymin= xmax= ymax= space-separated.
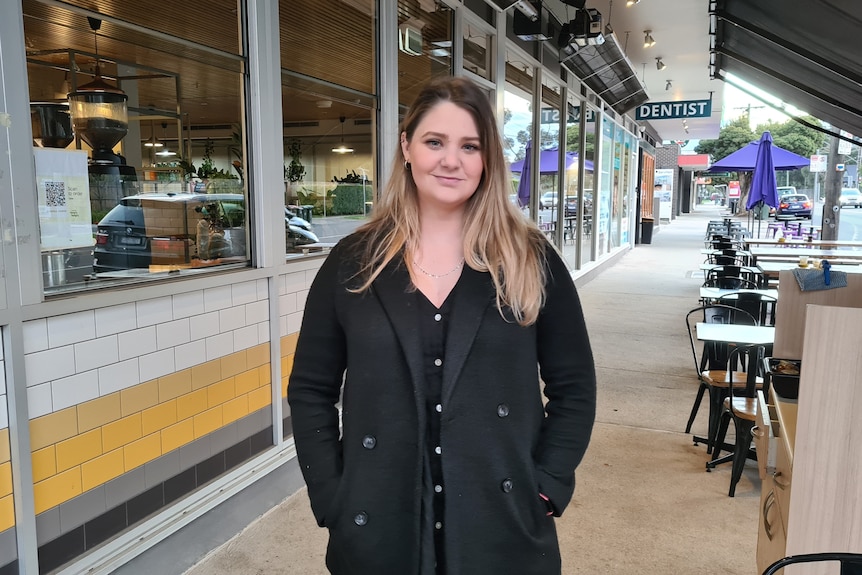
xmin=711 ymin=0 xmax=862 ymax=139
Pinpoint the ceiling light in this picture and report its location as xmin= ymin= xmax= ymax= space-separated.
xmin=655 ymin=57 xmax=666 ymax=70
xmin=626 ymin=0 xmax=640 ymax=5
xmin=665 ymin=79 xmax=672 ymax=91
xmin=332 ymin=116 xmax=354 ymax=154
xmin=143 ymin=120 xmax=163 ymax=148
xmin=155 ymin=122 xmax=176 ymax=157
xmin=643 ymin=30 xmax=655 ymax=48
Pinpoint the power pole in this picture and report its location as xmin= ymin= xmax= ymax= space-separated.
xmin=735 ymin=104 xmax=766 ymax=130
xmin=821 ymin=135 xmax=845 ymax=241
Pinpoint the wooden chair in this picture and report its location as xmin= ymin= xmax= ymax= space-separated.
xmin=684 ymin=305 xmax=759 ymax=453
xmin=706 ymin=344 xmax=765 ymax=496
xmin=762 ymin=552 xmax=862 ymax=575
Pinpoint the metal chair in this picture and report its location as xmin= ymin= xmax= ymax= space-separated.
xmin=718 ymin=291 xmax=778 ymax=326
xmin=762 ymin=552 xmax=862 ymax=574
xmin=684 ymin=304 xmax=759 ymax=453
xmin=706 ymin=344 xmax=765 ymax=496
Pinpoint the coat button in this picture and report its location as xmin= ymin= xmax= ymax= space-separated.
xmin=501 ymin=478 xmax=514 ymax=493
xmin=354 ymin=512 xmax=368 ymax=526
xmin=362 ymin=435 xmax=376 ymax=449
xmin=497 ymin=403 xmax=510 ymax=417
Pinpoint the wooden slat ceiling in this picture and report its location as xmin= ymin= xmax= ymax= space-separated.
xmin=23 ymin=0 xmax=455 ymax=133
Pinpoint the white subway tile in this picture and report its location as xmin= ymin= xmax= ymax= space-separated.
xmin=0 ymin=359 xmax=5 ymax=389
xmin=232 ymin=280 xmax=257 ymax=306
xmin=205 ymin=332 xmax=234 ymax=361
xmin=25 ymin=346 xmax=76 ymax=386
xmin=283 ymin=271 xmax=305 ymax=295
xmin=52 ymin=370 xmax=99 ymax=411
xmin=190 ymin=311 xmax=220 ymax=341
xmin=279 ymin=315 xmax=288 ymax=338
xmin=75 ymin=335 xmax=120 ymax=372
xmin=156 ymin=318 xmax=191 ymax=350
xmin=95 ymin=303 xmax=137 ymax=337
xmin=303 ymin=269 xmax=317 ymax=289
xmin=136 ymin=296 xmax=174 ymax=328
xmin=0 ymin=396 xmax=7 ymax=429
xmin=98 ymin=358 xmax=140 ymax=395
xmin=257 ymin=320 xmax=271 ymax=344
xmin=118 ymin=326 xmax=157 ymax=361
xmin=139 ymin=348 xmax=176 ymax=382
xmin=287 ymin=311 xmax=304 ymax=336
xmin=233 ymin=325 xmax=259 ymax=351
xmin=28 ymin=383 xmax=53 ymax=418
xmin=174 ymin=339 xmax=207 ymax=371
xmin=256 ymin=278 xmax=269 ymax=301
xmin=172 ymin=290 xmax=205 ymax=320
xmin=279 ymin=292 xmax=297 ymax=316
xmin=47 ymin=311 xmax=96 ymax=348
xmin=204 ymin=284 xmax=233 ymax=313
xmin=245 ymin=300 xmax=269 ymax=325
xmin=219 ymin=306 xmax=246 ymax=333
xmin=23 ymin=319 xmax=49 ymax=354
xmin=296 ymin=289 xmax=309 ymax=311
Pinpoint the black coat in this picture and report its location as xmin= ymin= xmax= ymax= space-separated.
xmin=288 ymin=234 xmax=596 ymax=574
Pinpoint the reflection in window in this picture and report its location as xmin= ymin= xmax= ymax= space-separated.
xmin=25 ymin=1 xmax=248 ymax=293
xmin=463 ymin=22 xmax=493 ymax=80
xmin=398 ymin=0 xmax=454 ymax=110
xmin=581 ymin=105 xmax=598 ymax=267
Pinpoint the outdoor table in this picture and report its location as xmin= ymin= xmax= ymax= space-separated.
xmin=750 ymin=247 xmax=862 ymax=262
xmin=696 ymin=323 xmax=776 ymax=346
xmin=699 ymin=287 xmax=779 ymax=302
xmin=743 ymin=238 xmax=862 ymax=249
xmin=757 ymin=260 xmax=862 ymax=280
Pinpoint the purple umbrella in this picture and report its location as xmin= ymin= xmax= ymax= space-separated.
xmin=509 ymin=147 xmax=595 ymax=173
xmin=707 ymin=138 xmax=809 ymax=172
xmin=748 ymin=131 xmax=779 ymax=237
xmin=516 ymin=140 xmax=532 ymax=208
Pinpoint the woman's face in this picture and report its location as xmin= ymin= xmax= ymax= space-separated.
xmin=402 ymin=101 xmax=484 ymax=213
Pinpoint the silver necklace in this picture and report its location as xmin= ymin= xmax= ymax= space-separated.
xmin=412 ymin=258 xmax=465 ymax=279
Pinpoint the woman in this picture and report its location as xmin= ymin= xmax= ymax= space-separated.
xmin=288 ymin=76 xmax=596 ymax=574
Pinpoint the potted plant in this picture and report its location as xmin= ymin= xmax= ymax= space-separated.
xmin=285 ymin=139 xmax=306 ymax=203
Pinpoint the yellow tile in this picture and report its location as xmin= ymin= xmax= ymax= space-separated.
xmin=246 ymin=343 xmax=270 ymax=369
xmin=0 ymin=462 xmax=11 ymax=497
xmin=220 ymin=351 xmax=247 ymax=379
xmin=234 ymin=369 xmax=260 ymax=396
xmin=258 ymin=364 xmax=271 ymax=387
xmin=0 ymin=429 xmax=10 ymax=463
xmin=120 ymin=380 xmax=159 ymax=417
xmin=102 ymin=414 xmax=142 ymax=452
xmin=34 ymin=467 xmax=82 ymax=514
xmin=191 ymin=360 xmax=221 ymax=390
xmin=55 ymin=428 xmax=103 ymax=472
xmin=81 ymin=448 xmax=125 ymax=491
xmin=193 ymin=407 xmax=223 ymax=439
xmin=30 ymin=408 xmax=78 ymax=451
xmin=161 ymin=418 xmax=194 ymax=453
xmin=283 ymin=354 xmax=295 ymax=379
xmin=77 ymin=393 xmax=121 ymax=432
xmin=0 ymin=494 xmax=14 ymax=531
xmin=123 ymin=433 xmax=162 ymax=471
xmin=141 ymin=400 xmax=178 ymax=436
xmin=281 ymin=376 xmax=288 ymax=398
xmin=31 ymin=446 xmax=57 ymax=483
xmin=280 ymin=332 xmax=299 ymax=356
xmin=207 ymin=377 xmax=236 ymax=408
xmin=248 ymin=386 xmax=272 ymax=412
xmin=176 ymin=388 xmax=208 ymax=420
xmin=158 ymin=370 xmax=192 ymax=402
xmin=222 ymin=395 xmax=249 ymax=425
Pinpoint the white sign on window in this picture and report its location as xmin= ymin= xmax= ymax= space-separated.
xmin=34 ymin=148 xmax=93 ymax=250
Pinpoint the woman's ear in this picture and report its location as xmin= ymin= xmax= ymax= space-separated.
xmin=400 ymin=132 xmax=409 ymax=162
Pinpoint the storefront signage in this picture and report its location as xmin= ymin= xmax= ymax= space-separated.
xmin=542 ymin=107 xmax=596 ymax=124
xmin=635 ymin=99 xmax=712 ymax=120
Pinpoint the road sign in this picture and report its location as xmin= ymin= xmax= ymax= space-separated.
xmin=810 ymin=154 xmax=827 ymax=172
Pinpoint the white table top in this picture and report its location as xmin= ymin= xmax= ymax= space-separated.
xmin=696 ymin=323 xmax=776 ymax=345
xmin=757 ymin=261 xmax=862 ymax=276
xmin=751 ymin=247 xmax=862 ymax=259
xmin=700 ymin=263 xmax=763 ymax=274
xmin=699 ymin=287 xmax=779 ymax=300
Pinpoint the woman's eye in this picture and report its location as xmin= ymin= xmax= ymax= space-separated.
xmin=463 ymin=143 xmax=480 ymax=152
xmin=426 ymin=139 xmax=442 ymax=148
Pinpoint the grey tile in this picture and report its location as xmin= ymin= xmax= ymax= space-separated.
xmin=209 ymin=422 xmax=238 ymax=454
xmin=144 ymin=449 xmax=180 ymax=488
xmin=59 ymin=485 xmax=106 ymax=534
xmin=255 ymin=407 xmax=274 ymax=433
xmin=36 ymin=507 xmax=61 ymax=545
xmin=104 ymin=466 xmax=146 ymax=509
xmin=178 ymin=435 xmax=210 ymax=470
xmin=236 ymin=408 xmax=258 ymax=440
xmin=0 ymin=526 xmax=17 ymax=561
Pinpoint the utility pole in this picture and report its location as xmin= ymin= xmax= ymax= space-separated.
xmin=821 ymin=134 xmax=845 ymax=241
xmin=735 ymin=104 xmax=766 ymax=130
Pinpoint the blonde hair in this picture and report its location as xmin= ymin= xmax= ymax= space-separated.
xmin=352 ymin=76 xmax=548 ymax=326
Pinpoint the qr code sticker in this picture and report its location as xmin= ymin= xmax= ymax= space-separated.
xmin=45 ymin=180 xmax=66 ymax=207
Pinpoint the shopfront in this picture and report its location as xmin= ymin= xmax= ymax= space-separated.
xmin=0 ymin=1 xmax=642 ymax=572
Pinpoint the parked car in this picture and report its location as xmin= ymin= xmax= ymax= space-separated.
xmin=540 ymin=191 xmax=558 ymax=209
xmin=775 ymin=193 xmax=812 ymax=219
xmin=93 ymin=193 xmax=319 ymax=273
xmin=839 ymin=188 xmax=861 ymax=208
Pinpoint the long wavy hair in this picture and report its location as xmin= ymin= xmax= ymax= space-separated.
xmin=352 ymin=76 xmax=548 ymax=326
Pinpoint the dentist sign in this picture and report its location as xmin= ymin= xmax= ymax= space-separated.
xmin=635 ymin=99 xmax=712 ymax=120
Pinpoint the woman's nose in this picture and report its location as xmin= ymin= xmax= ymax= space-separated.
xmin=440 ymin=146 xmax=458 ymax=167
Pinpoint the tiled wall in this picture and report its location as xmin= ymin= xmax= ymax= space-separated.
xmin=1 ymin=339 xmax=18 ymax=575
